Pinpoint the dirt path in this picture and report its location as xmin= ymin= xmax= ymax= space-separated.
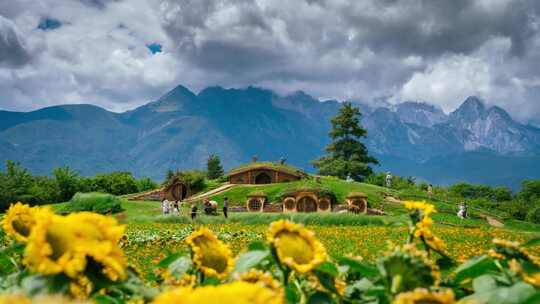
xmin=183 ymin=183 xmax=236 ymax=203
xmin=483 ymin=215 xmax=504 ymax=228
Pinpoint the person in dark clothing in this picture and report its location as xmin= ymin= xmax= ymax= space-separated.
xmin=191 ymin=204 xmax=198 ymax=220
xmin=223 ymin=197 xmax=229 ymax=219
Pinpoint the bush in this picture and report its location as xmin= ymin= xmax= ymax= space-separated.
xmin=62 ymin=192 xmax=123 ymax=214
xmin=526 ymin=206 xmax=540 ymax=224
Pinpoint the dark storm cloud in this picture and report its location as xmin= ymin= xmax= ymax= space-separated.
xmin=0 ymin=16 xmax=31 ymax=67
xmin=336 ymin=0 xmax=538 ymax=57
xmin=1 ymin=0 xmax=540 ymax=124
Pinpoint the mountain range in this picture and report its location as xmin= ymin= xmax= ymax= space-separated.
xmin=1 ymin=85 xmax=540 ymax=189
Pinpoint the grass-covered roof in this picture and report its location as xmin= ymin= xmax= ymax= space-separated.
xmin=227 ymin=161 xmax=305 ymax=177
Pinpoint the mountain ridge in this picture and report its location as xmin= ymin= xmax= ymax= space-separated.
xmin=1 ymin=85 xmax=539 ymax=189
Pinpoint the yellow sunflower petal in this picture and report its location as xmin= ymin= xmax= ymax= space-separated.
xmin=185 ymin=227 xmax=234 ymax=279
xmin=153 ymin=281 xmax=282 ymax=304
xmin=23 ymin=212 xmax=87 ymax=278
xmin=267 ymin=220 xmax=327 ymax=273
xmin=393 ymin=288 xmax=456 ymax=304
xmin=2 ymin=202 xmax=48 ymax=242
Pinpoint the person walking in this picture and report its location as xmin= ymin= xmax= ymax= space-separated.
xmin=191 ymin=204 xmax=198 ymax=220
xmin=223 ymin=197 xmax=229 ymax=219
xmin=427 ymin=184 xmax=433 ymax=198
xmin=172 ymin=201 xmax=179 ymax=215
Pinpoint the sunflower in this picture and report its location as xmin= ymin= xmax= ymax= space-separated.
xmin=489 ymin=238 xmax=540 ymax=268
xmin=23 ymin=212 xmax=87 ymax=278
xmin=404 ymin=201 xmax=447 ymax=254
xmin=379 ymin=244 xmax=441 ymax=293
xmin=162 ymin=272 xmax=197 ymax=287
xmin=0 ymin=294 xmax=31 ymax=304
xmin=267 ymin=220 xmax=327 ymax=273
xmin=153 ymin=281 xmax=282 ymax=304
xmin=0 ymin=294 xmax=90 ymax=304
xmin=393 ymin=288 xmax=456 ymax=304
xmin=235 ymin=269 xmax=281 ymax=292
xmin=2 ymin=203 xmax=48 ymax=242
xmin=66 ymin=212 xmax=127 ymax=281
xmin=185 ymin=227 xmax=234 ymax=279
xmin=509 ymin=259 xmax=540 ymax=287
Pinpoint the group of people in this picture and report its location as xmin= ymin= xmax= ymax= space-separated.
xmin=161 ymin=197 xmax=230 ymax=220
xmin=161 ymin=199 xmax=180 ymax=215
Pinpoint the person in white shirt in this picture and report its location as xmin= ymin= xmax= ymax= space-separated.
xmin=386 ymin=172 xmax=392 ymax=188
xmin=162 ymin=199 xmax=170 ymax=215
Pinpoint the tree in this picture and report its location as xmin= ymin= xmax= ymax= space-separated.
xmin=207 ymin=154 xmax=224 ymax=180
xmin=53 ymin=166 xmax=81 ymax=202
xmin=312 ymin=102 xmax=378 ymax=181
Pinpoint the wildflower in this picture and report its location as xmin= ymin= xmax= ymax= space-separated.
xmin=393 ymin=288 xmax=457 ymax=304
xmin=3 ymin=203 xmax=49 ymax=242
xmin=267 ymin=220 xmax=327 ymax=273
xmin=153 ymin=281 xmax=282 ymax=304
xmin=185 ymin=227 xmax=234 ymax=279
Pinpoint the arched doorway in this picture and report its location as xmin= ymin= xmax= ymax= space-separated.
xmin=167 ymin=183 xmax=189 ymax=201
xmin=255 ymin=172 xmax=272 ymax=184
xmin=296 ymin=196 xmax=317 ymax=212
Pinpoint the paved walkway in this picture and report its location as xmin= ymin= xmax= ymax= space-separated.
xmin=183 ymin=183 xmax=237 ymax=203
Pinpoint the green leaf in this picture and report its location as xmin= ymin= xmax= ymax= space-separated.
xmin=436 ymin=255 xmax=455 ymax=271
xmin=314 ymin=270 xmax=338 ymax=294
xmin=248 ymin=241 xmax=268 ymax=251
xmin=307 ymin=291 xmax=335 ymax=304
xmin=167 ymin=256 xmax=192 ymax=278
xmin=92 ymin=294 xmax=122 ymax=304
xmin=337 ymin=257 xmax=378 ymax=278
xmin=473 ymin=275 xmax=497 ymax=293
xmin=233 ymin=250 xmax=269 ymax=273
xmin=316 ymin=262 xmax=339 ymax=277
xmin=285 ymin=284 xmax=300 ymax=304
xmin=454 ymin=255 xmax=498 ymax=283
xmin=524 ymin=291 xmax=540 ymax=304
xmin=156 ymin=253 xmax=183 ymax=268
xmin=463 ymin=282 xmax=536 ymax=304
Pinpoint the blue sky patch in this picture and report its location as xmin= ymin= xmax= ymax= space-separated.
xmin=38 ymin=18 xmax=62 ymax=31
xmin=146 ymin=43 xmax=162 ymax=54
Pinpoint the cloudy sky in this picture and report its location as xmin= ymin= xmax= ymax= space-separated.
xmin=1 ymin=0 xmax=540 ymax=124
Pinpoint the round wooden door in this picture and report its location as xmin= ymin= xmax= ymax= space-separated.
xmin=248 ymin=198 xmax=263 ymax=212
xmin=297 ymin=196 xmax=317 ymax=212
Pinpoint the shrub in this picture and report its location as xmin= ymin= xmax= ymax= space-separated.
xmin=526 ymin=206 xmax=540 ymax=224
xmin=62 ymin=192 xmax=123 ymax=214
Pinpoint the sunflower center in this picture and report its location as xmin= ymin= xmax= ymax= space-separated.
xmin=414 ymin=300 xmax=445 ymax=304
xmin=12 ymin=214 xmax=33 ymax=237
xmin=194 ymin=237 xmax=228 ymax=274
xmin=46 ymin=224 xmax=73 ymax=260
xmin=275 ymin=231 xmax=314 ymax=265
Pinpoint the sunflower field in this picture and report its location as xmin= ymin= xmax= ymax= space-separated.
xmin=1 ymin=201 xmax=540 ymax=303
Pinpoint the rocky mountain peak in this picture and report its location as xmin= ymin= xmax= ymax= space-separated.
xmin=451 ymin=96 xmax=486 ymax=122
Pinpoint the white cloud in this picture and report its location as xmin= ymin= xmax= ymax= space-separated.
xmin=399 ymin=55 xmax=492 ymax=113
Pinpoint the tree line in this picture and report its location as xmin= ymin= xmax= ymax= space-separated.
xmin=0 ymin=161 xmax=157 ymax=211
